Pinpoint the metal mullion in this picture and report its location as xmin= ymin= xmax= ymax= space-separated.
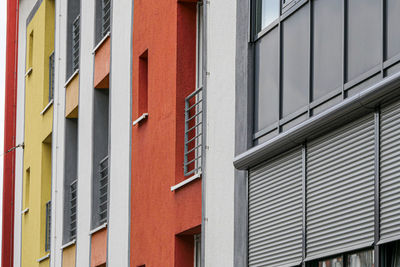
xmin=308 ymin=1 xmax=313 ymax=118
xmin=342 ymin=0 xmax=347 ymax=99
xmin=374 ymin=108 xmax=381 ymax=267
xmin=302 ymin=144 xmax=307 ymax=265
xmin=278 ymin=17 xmax=283 ymax=133
xmin=381 ymin=0 xmax=386 ymax=78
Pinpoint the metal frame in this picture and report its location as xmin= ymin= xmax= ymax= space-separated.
xmin=98 ymin=155 xmax=109 ymax=225
xmin=70 ymin=180 xmax=77 ymax=240
xmin=72 ymin=15 xmax=80 ymax=72
xmin=250 ymin=0 xmax=400 ymax=144
xmin=45 ymin=201 xmax=51 ymax=252
xmin=183 ymin=87 xmax=203 ymax=177
xmin=101 ymin=0 xmax=111 ymax=38
xmin=48 ymin=51 xmax=55 ymax=102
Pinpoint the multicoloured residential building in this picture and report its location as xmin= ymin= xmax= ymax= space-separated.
xmin=3 ymin=0 xmax=400 ymax=267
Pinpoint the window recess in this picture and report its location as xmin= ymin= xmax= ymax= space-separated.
xmin=45 ymin=201 xmax=51 ymax=252
xmin=72 ymin=15 xmax=80 ymax=73
xmin=48 ymin=52 xmax=55 ymax=102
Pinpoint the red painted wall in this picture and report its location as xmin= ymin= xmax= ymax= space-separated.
xmin=91 ymin=228 xmax=107 ymax=267
xmin=2 ymin=0 xmax=19 ymax=266
xmin=131 ymin=0 xmax=201 ymax=266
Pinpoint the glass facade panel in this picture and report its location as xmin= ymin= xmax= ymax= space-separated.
xmin=347 ymin=250 xmax=374 ymax=267
xmin=256 ymin=0 xmax=279 ymax=32
xmin=318 ymin=257 xmax=343 ymax=267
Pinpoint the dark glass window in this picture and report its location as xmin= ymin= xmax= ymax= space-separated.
xmin=255 ymin=0 xmax=279 ymax=33
xmin=382 ymin=241 xmax=400 ymax=267
xmin=308 ymin=250 xmax=374 ymax=267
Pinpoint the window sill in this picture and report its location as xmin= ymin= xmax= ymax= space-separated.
xmin=92 ymin=31 xmax=110 ymax=55
xmin=37 ymin=253 xmax=50 ymax=263
xmin=132 ymin=113 xmax=148 ymax=126
xmin=61 ymin=239 xmax=76 ymax=250
xmin=89 ymin=222 xmax=107 ymax=235
xmin=25 ymin=67 xmax=33 ymax=77
xmin=171 ymin=172 xmax=201 ymax=191
xmin=64 ymin=69 xmax=79 ymax=88
xmin=21 ymin=208 xmax=29 ymax=215
xmin=40 ymin=99 xmax=54 ymax=115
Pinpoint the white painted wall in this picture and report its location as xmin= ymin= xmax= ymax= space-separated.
xmin=14 ymin=0 xmax=37 ymax=266
xmin=50 ymin=0 xmax=67 ymax=265
xmin=204 ymin=0 xmax=236 ymax=266
xmin=76 ymin=0 xmax=95 ymax=265
xmin=106 ymin=0 xmax=132 ymax=266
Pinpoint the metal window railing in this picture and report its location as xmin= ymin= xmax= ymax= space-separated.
xmin=102 ymin=0 xmax=111 ymax=37
xmin=70 ymin=180 xmax=77 ymax=240
xmin=48 ymin=52 xmax=55 ymax=102
xmin=184 ymin=87 xmax=203 ymax=177
xmin=72 ymin=15 xmax=80 ymax=72
xmin=45 ymin=201 xmax=51 ymax=252
xmin=98 ymin=156 xmax=109 ymax=224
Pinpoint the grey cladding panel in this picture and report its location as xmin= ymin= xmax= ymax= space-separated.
xmin=386 ymin=0 xmax=400 ymax=59
xmin=312 ymin=0 xmax=342 ymax=101
xmin=282 ymin=4 xmax=309 ymax=117
xmin=380 ymin=100 xmax=400 ymax=243
xmin=248 ymin=148 xmax=303 ymax=267
xmin=347 ymin=0 xmax=380 ymax=81
xmin=254 ymin=27 xmax=279 ymax=132
xmin=307 ymin=115 xmax=375 ymax=258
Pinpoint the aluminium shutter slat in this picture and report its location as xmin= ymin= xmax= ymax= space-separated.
xmin=306 ymin=114 xmax=375 ymax=259
xmin=380 ymin=100 xmax=400 ymax=243
xmin=248 ymin=148 xmax=303 ymax=267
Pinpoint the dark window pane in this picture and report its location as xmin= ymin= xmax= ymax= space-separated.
xmin=254 ymin=27 xmax=279 ymax=132
xmin=256 ymin=0 xmax=279 ymax=33
xmin=313 ymin=0 xmax=342 ymax=100
xmin=347 ymin=0 xmax=380 ymax=81
xmin=347 ymin=250 xmax=374 ymax=267
xmin=318 ymin=257 xmax=343 ymax=267
xmin=282 ymin=4 xmax=309 ymax=117
xmin=387 ymin=0 xmax=400 ymax=59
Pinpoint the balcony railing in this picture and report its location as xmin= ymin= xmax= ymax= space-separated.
xmin=102 ymin=0 xmax=111 ymax=37
xmin=45 ymin=201 xmax=51 ymax=252
xmin=70 ymin=180 xmax=77 ymax=240
xmin=98 ymin=155 xmax=109 ymax=224
xmin=184 ymin=87 xmax=203 ymax=177
xmin=72 ymin=15 xmax=80 ymax=72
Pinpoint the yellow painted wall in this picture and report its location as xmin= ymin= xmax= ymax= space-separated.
xmin=22 ymin=1 xmax=55 ymax=266
xmin=62 ymin=244 xmax=76 ymax=267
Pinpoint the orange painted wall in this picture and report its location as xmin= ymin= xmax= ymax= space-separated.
xmin=93 ymin=37 xmax=110 ymax=89
xmin=90 ymin=228 xmax=107 ymax=267
xmin=131 ymin=0 xmax=201 ymax=267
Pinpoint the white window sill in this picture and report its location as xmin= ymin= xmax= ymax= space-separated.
xmin=61 ymin=239 xmax=76 ymax=250
xmin=92 ymin=31 xmax=111 ymax=54
xmin=64 ymin=69 xmax=79 ymax=88
xmin=171 ymin=173 xmax=201 ymax=191
xmin=21 ymin=208 xmax=29 ymax=215
xmin=37 ymin=253 xmax=50 ymax=263
xmin=40 ymin=99 xmax=54 ymax=115
xmin=89 ymin=222 xmax=107 ymax=235
xmin=132 ymin=113 xmax=148 ymax=126
xmin=25 ymin=67 xmax=33 ymax=77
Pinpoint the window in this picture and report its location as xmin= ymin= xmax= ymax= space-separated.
xmin=139 ymin=50 xmax=148 ymax=115
xmin=70 ymin=180 xmax=77 ymax=239
xmin=48 ymin=52 xmax=55 ymax=102
xmin=98 ymin=156 xmax=109 ymax=225
xmin=45 ymin=201 xmax=51 ymax=252
xmin=309 ymin=250 xmax=374 ymax=267
xmin=381 ymin=241 xmax=400 ymax=267
xmin=24 ymin=168 xmax=30 ymax=209
xmin=101 ymin=0 xmax=111 ymax=37
xmin=255 ymin=0 xmax=279 ymax=33
xmin=194 ymin=234 xmax=201 ymax=267
xmin=28 ymin=31 xmax=34 ymax=69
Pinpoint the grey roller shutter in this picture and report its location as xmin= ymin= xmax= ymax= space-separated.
xmin=306 ymin=114 xmax=375 ymax=259
xmin=248 ymin=148 xmax=303 ymax=267
xmin=380 ymin=101 xmax=400 ymax=244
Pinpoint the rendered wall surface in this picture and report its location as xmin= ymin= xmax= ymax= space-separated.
xmin=65 ymin=74 xmax=79 ymax=118
xmin=204 ymin=0 xmax=236 ymax=265
xmin=131 ymin=0 xmax=201 ymax=266
xmin=94 ymin=37 xmax=110 ymax=89
xmin=62 ymin=244 xmax=76 ymax=267
xmin=21 ymin=1 xmax=54 ymax=266
xmin=107 ymin=0 xmax=132 ymax=264
xmin=90 ymin=228 xmax=107 ymax=267
xmin=2 ymin=0 xmax=19 ymax=266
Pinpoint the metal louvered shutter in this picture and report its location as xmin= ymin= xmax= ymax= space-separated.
xmin=380 ymin=101 xmax=400 ymax=243
xmin=248 ymin=148 xmax=303 ymax=267
xmin=306 ymin=114 xmax=375 ymax=259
